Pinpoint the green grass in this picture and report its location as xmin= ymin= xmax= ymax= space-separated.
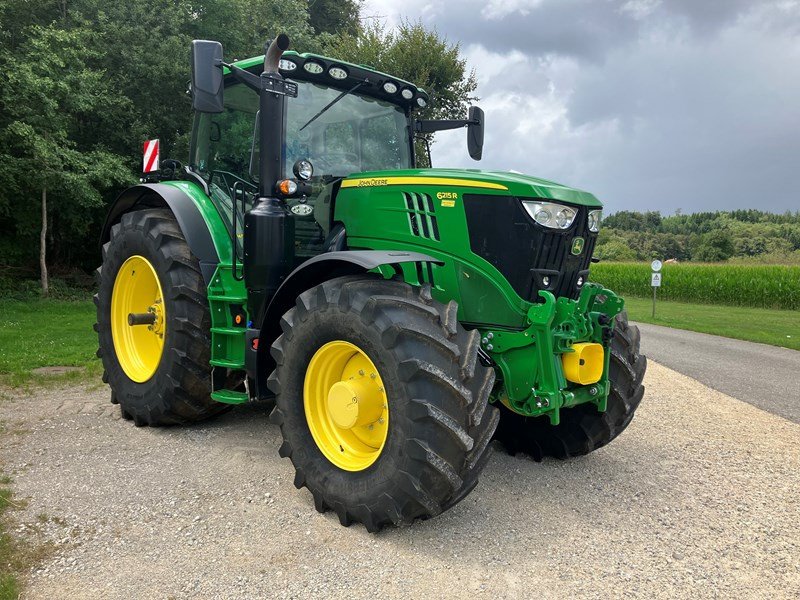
xmin=0 ymin=299 xmax=101 ymax=387
xmin=591 ymin=262 xmax=800 ymax=310
xmin=623 ymin=296 xmax=800 ymax=350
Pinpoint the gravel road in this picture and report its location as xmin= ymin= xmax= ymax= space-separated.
xmin=1 ymin=361 xmax=798 ymax=599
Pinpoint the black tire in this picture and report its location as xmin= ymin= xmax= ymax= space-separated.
xmin=268 ymin=275 xmax=499 ymax=532
xmin=95 ymin=208 xmax=227 ymax=426
xmin=493 ymin=311 xmax=646 ymax=460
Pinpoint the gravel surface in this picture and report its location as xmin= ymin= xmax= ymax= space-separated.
xmin=1 ymin=362 xmax=798 ymax=599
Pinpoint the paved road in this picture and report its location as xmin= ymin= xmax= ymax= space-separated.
xmin=635 ymin=322 xmax=800 ymax=424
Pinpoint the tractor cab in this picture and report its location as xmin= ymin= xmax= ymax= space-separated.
xmin=188 ymin=51 xmax=429 ymax=262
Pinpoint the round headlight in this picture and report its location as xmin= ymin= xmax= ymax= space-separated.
xmin=329 ymin=66 xmax=348 ymax=80
xmin=416 ymin=97 xmax=427 ymax=108
xmin=534 ymin=208 xmax=552 ymax=226
xmin=401 ymin=88 xmax=414 ymax=100
xmin=383 ymin=81 xmax=398 ymax=94
xmin=555 ymin=208 xmax=575 ymax=229
xmin=279 ymin=59 xmax=297 ymax=72
xmin=293 ymin=159 xmax=314 ymax=181
xmin=588 ymin=209 xmax=602 ymax=232
xmin=303 ymin=61 xmax=323 ymax=74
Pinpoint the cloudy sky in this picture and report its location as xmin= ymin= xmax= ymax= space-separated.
xmin=363 ymin=0 xmax=800 ymax=214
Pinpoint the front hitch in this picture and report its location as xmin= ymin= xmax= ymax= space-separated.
xmin=480 ymin=283 xmax=624 ymax=425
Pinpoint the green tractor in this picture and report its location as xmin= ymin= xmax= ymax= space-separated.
xmin=95 ymin=34 xmax=646 ymax=531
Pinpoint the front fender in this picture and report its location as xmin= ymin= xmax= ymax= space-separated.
xmin=251 ymin=250 xmax=443 ymax=397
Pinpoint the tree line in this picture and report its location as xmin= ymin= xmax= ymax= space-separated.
xmin=0 ymin=0 xmax=476 ymax=292
xmin=596 ymin=209 xmax=800 ymax=263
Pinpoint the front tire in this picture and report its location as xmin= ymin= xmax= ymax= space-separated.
xmin=493 ymin=311 xmax=646 ymax=460
xmin=95 ymin=208 xmax=227 ymax=426
xmin=268 ymin=276 xmax=499 ymax=532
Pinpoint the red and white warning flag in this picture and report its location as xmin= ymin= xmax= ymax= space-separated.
xmin=143 ymin=139 xmax=160 ymax=173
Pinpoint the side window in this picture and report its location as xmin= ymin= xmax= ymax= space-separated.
xmin=208 ymin=108 xmax=257 ymax=180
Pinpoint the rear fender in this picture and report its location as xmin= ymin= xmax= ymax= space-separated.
xmin=100 ymin=182 xmax=227 ymax=285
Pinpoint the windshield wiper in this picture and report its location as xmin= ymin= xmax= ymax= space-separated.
xmin=299 ymin=79 xmax=369 ymax=132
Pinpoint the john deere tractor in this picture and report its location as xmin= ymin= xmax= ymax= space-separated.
xmin=95 ymin=34 xmax=646 ymax=531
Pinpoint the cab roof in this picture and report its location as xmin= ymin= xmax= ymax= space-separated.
xmin=225 ymin=51 xmax=430 ymax=111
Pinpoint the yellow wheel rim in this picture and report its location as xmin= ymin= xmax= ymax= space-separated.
xmin=304 ymin=341 xmax=389 ymax=472
xmin=111 ymin=255 xmax=166 ymax=383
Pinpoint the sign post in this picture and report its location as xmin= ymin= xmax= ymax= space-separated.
xmin=650 ymin=260 xmax=662 ymax=318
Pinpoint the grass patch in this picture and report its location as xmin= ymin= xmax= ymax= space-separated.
xmin=623 ymin=296 xmax=800 ymax=350
xmin=0 ymin=299 xmax=101 ymax=387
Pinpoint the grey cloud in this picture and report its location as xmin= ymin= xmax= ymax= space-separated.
xmin=368 ymin=0 xmax=800 ymax=212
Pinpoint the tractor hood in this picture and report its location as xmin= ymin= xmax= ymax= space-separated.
xmin=340 ymin=168 xmax=602 ymax=208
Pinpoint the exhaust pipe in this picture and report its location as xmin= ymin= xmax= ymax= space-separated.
xmin=264 ymin=34 xmax=290 ymax=74
xmin=245 ymin=32 xmax=296 ymax=320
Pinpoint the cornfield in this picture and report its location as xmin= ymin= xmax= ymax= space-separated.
xmin=590 ymin=263 xmax=800 ymax=310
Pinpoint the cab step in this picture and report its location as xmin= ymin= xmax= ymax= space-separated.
xmin=211 ymin=389 xmax=249 ymax=404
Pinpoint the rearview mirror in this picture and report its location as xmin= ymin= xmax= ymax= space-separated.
xmin=467 ymin=106 xmax=484 ymax=161
xmin=191 ymin=40 xmax=224 ymax=113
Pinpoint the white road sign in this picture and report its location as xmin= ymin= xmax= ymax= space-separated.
xmin=651 ymin=259 xmax=663 ymax=272
xmin=651 ymin=272 xmax=662 ymax=287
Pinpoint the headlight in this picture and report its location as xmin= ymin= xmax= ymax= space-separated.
xmin=293 ymin=159 xmax=313 ymax=181
xmin=522 ymin=201 xmax=577 ymax=230
xmin=588 ymin=209 xmax=602 ymax=232
xmin=328 ymin=66 xmax=348 ymax=80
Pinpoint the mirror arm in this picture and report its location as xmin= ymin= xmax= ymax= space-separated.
xmin=414 ymin=119 xmax=474 ymax=134
xmin=224 ymin=63 xmax=261 ymax=93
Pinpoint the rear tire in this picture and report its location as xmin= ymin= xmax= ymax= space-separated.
xmin=95 ymin=208 xmax=227 ymax=426
xmin=268 ymin=276 xmax=499 ymax=532
xmin=493 ymin=311 xmax=646 ymax=460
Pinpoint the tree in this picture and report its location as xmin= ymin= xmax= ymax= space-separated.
xmin=691 ymin=230 xmax=735 ymax=262
xmin=0 ymin=26 xmax=130 ymax=293
xmin=595 ymin=239 xmax=639 ymax=262
xmin=309 ymin=0 xmax=361 ymax=37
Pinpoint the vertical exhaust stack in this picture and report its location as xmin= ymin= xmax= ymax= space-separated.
xmin=258 ymin=34 xmax=291 ymax=195
xmin=244 ymin=34 xmax=296 ymax=323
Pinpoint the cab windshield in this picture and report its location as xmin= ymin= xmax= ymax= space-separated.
xmin=190 ymin=79 xmax=413 ymax=185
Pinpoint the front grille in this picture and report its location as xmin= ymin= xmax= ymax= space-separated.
xmin=403 ymin=192 xmax=440 ymax=241
xmin=463 ymin=195 xmax=596 ymax=301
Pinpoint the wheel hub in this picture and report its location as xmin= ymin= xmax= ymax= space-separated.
xmin=326 ymin=377 xmax=384 ymax=430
